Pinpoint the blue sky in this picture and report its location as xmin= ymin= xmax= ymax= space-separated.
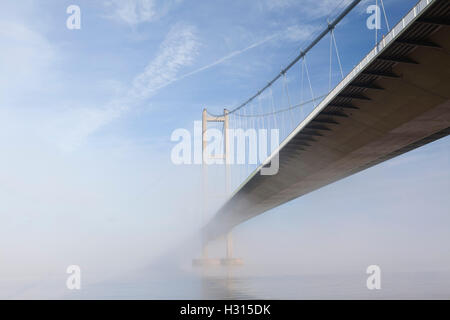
xmin=0 ymin=0 xmax=449 ymax=298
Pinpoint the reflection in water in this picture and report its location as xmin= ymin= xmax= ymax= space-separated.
xmin=59 ymin=262 xmax=450 ymax=300
xmin=200 ymin=266 xmax=258 ymax=300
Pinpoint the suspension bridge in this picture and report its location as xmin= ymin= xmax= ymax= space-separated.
xmin=195 ymin=0 xmax=450 ymax=265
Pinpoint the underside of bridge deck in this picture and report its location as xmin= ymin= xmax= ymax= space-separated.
xmin=204 ymin=0 xmax=450 ymax=241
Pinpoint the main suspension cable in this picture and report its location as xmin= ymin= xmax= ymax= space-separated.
xmin=233 ymin=94 xmax=328 ymax=118
xmin=206 ymin=0 xmax=362 ymax=118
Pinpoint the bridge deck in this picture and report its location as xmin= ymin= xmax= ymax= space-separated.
xmin=204 ymin=0 xmax=450 ymax=241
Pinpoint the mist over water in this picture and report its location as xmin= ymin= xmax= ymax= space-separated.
xmin=44 ymin=243 xmax=450 ymax=300
xmin=1 ymin=135 xmax=449 ymax=299
xmin=1 ymin=136 xmax=449 ymax=299
xmin=0 ymin=0 xmax=449 ymax=300
xmin=12 ymin=223 xmax=446 ymax=300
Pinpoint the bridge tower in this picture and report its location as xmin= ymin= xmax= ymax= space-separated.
xmin=192 ymin=108 xmax=243 ymax=266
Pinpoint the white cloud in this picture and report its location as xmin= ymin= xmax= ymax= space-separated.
xmin=66 ymin=24 xmax=307 ymax=145
xmin=52 ymin=103 xmax=128 ymax=152
xmin=0 ymin=14 xmax=199 ymax=152
xmin=161 ymin=32 xmax=277 ymax=89
xmin=129 ymin=23 xmax=199 ymax=99
xmin=283 ymin=24 xmax=318 ymax=42
xmin=55 ymin=23 xmax=199 ymax=151
xmin=104 ymin=0 xmax=183 ymax=25
xmin=266 ymin=0 xmax=297 ymax=10
xmin=266 ymin=0 xmax=354 ymax=19
xmin=153 ymin=22 xmax=318 ymax=88
xmin=0 ymin=20 xmax=56 ymax=101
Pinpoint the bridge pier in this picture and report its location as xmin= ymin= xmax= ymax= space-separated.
xmin=220 ymin=232 xmax=243 ymax=266
xmin=192 ymin=232 xmax=243 ymax=267
xmin=192 ymin=243 xmax=221 ymax=266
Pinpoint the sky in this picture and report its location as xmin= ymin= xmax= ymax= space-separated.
xmin=0 ymin=0 xmax=449 ymax=298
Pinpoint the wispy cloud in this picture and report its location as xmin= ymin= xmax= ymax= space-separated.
xmin=266 ymin=0 xmax=354 ymax=19
xmin=56 ymin=23 xmax=199 ymax=151
xmin=56 ymin=22 xmax=318 ymax=151
xmin=129 ymin=23 xmax=198 ymax=99
xmin=158 ymin=33 xmax=277 ymax=90
xmin=283 ymin=24 xmax=318 ymax=42
xmin=158 ymin=22 xmax=317 ymax=89
xmin=0 ymin=20 xmax=56 ymax=100
xmin=0 ymin=1 xmax=326 ymax=153
xmin=58 ymin=21 xmax=312 ymax=151
xmin=103 ymin=0 xmax=183 ymax=25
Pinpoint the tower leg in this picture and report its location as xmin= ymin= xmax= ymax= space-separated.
xmin=193 ymin=239 xmax=221 ymax=266
xmin=202 ymin=241 xmax=208 ymax=259
xmin=220 ymin=231 xmax=243 ymax=266
xmin=226 ymin=232 xmax=233 ymax=259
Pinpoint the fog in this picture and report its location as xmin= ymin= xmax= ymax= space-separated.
xmin=1 ymin=113 xmax=448 ymax=298
xmin=0 ymin=0 xmax=449 ymax=299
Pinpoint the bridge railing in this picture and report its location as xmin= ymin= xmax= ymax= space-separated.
xmin=321 ymin=0 xmax=433 ymax=115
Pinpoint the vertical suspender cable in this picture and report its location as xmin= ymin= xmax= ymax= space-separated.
xmin=329 ymin=31 xmax=333 ymax=91
xmin=283 ymin=73 xmax=294 ymax=130
xmin=269 ymin=86 xmax=278 ymax=132
xmin=304 ymin=56 xmax=316 ymax=109
xmin=300 ymin=58 xmax=305 ymax=120
xmin=380 ymin=0 xmax=390 ymax=31
xmin=332 ymin=29 xmax=344 ymax=79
